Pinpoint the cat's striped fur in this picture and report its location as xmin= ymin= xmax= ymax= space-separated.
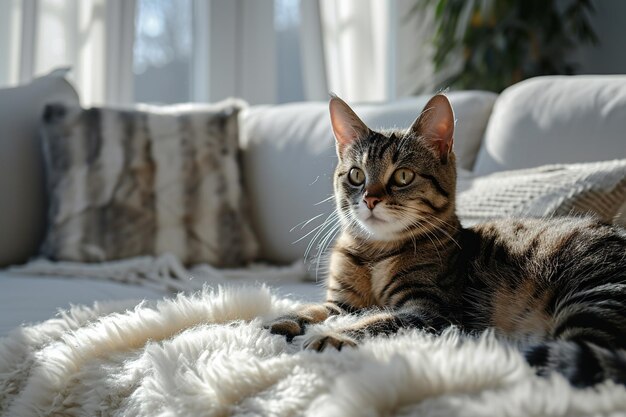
xmin=268 ymin=94 xmax=626 ymax=387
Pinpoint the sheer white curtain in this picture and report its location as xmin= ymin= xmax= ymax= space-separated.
xmin=0 ymin=0 xmax=135 ymax=106
xmin=318 ymin=0 xmax=397 ymax=103
xmin=0 ymin=0 xmax=23 ymax=87
xmin=197 ymin=0 xmax=417 ymax=104
xmin=299 ymin=0 xmax=328 ymax=101
xmin=313 ymin=0 xmax=440 ymax=102
xmin=0 ymin=0 xmax=435 ymax=106
xmin=0 ymin=0 xmax=277 ymax=106
xmin=194 ymin=0 xmax=277 ymax=105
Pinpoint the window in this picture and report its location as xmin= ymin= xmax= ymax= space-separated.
xmin=133 ymin=0 xmax=193 ymax=104
xmin=275 ymin=0 xmax=304 ymax=103
xmin=133 ymin=0 xmax=307 ymax=104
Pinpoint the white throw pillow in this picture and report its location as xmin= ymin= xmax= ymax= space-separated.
xmin=473 ymin=75 xmax=626 ymax=176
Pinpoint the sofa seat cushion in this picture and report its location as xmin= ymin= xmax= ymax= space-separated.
xmin=473 ymin=75 xmax=626 ymax=176
xmin=240 ymin=92 xmax=497 ymax=264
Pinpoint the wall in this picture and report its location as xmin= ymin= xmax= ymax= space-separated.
xmin=395 ymin=0 xmax=436 ymax=97
xmin=394 ymin=0 xmax=462 ymax=97
xmin=574 ymin=0 xmax=626 ymax=74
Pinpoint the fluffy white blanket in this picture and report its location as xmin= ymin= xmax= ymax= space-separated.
xmin=1 ymin=286 xmax=625 ymax=417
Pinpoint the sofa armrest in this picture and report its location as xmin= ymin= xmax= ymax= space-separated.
xmin=0 ymin=71 xmax=80 ymax=267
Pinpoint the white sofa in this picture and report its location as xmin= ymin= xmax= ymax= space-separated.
xmin=0 ymin=73 xmax=625 ymax=336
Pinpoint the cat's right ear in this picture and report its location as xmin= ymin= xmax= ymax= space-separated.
xmin=409 ymin=94 xmax=455 ymax=164
xmin=329 ymin=95 xmax=369 ymax=158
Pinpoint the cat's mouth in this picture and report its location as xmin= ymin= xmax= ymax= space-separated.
xmin=364 ymin=213 xmax=385 ymax=224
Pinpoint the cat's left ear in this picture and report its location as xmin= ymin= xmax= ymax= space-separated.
xmin=409 ymin=94 xmax=455 ymax=164
xmin=329 ymin=95 xmax=370 ymax=158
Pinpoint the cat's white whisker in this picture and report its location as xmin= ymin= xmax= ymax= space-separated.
xmin=295 ymin=211 xmax=338 ymax=246
xmin=290 ymin=212 xmax=327 ymax=233
xmin=304 ymin=210 xmax=340 ymax=260
xmin=397 ymin=211 xmax=443 ymax=266
xmin=421 ymin=213 xmax=462 ymax=249
xmin=314 ymin=195 xmax=335 ymax=206
xmin=314 ymin=225 xmax=342 ymax=281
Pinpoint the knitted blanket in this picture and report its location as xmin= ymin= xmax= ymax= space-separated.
xmin=457 ymin=159 xmax=626 ymax=226
xmin=1 ymin=286 xmax=625 ymax=417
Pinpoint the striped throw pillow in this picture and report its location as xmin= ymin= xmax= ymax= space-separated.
xmin=39 ymin=100 xmax=258 ymax=267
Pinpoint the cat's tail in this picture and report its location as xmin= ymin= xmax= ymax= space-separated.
xmin=525 ymin=340 xmax=626 ymax=386
xmin=524 ymin=245 xmax=626 ymax=387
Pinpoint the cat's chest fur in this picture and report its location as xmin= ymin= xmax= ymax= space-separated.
xmin=369 ymin=257 xmax=401 ymax=303
xmin=325 ymin=234 xmax=400 ymax=308
xmin=327 ymin=233 xmax=442 ymax=308
xmin=326 ymin=246 xmax=379 ymax=308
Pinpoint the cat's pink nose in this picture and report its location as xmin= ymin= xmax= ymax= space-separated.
xmin=363 ymin=195 xmax=382 ymax=210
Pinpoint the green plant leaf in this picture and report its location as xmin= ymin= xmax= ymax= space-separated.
xmin=411 ymin=0 xmax=599 ymax=92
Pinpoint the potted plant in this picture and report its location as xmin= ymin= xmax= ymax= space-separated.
xmin=413 ymin=0 xmax=599 ymax=92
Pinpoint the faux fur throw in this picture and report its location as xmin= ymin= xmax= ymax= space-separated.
xmin=1 ymin=286 xmax=625 ymax=416
xmin=457 ymin=159 xmax=626 ymax=226
xmin=39 ymin=100 xmax=258 ymax=267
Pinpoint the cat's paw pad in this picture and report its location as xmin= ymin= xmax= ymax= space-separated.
xmin=302 ymin=333 xmax=357 ymax=352
xmin=266 ymin=316 xmax=306 ymax=342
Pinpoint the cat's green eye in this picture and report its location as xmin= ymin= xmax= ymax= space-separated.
xmin=348 ymin=168 xmax=365 ymax=186
xmin=393 ymin=168 xmax=415 ymax=186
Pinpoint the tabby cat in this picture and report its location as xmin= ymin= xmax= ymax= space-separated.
xmin=268 ymin=94 xmax=626 ymax=387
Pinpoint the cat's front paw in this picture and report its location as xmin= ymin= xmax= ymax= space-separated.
xmin=302 ymin=333 xmax=357 ymax=352
xmin=266 ymin=315 xmax=306 ymax=342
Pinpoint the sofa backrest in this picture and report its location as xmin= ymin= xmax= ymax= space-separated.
xmin=240 ymin=92 xmax=497 ymax=264
xmin=3 ymin=74 xmax=622 ymax=268
xmin=473 ymin=75 xmax=626 ymax=176
xmin=0 ymin=72 xmax=80 ymax=267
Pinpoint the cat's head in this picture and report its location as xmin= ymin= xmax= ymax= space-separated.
xmin=330 ymin=94 xmax=457 ymax=242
